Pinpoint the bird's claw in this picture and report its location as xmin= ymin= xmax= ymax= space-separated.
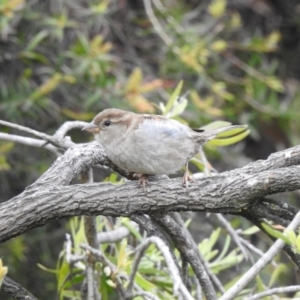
xmin=182 ymin=171 xmax=194 ymax=188
xmin=132 ymin=173 xmax=149 ymax=191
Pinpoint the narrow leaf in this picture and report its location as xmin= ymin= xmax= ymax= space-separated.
xmin=261 ymin=223 xmax=292 ymax=245
xmin=163 ymin=81 xmax=183 ymax=115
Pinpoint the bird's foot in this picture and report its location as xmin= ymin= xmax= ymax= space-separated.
xmin=182 ymin=171 xmax=194 ymax=188
xmin=132 ymin=173 xmax=149 ymax=191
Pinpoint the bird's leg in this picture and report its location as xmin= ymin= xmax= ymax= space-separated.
xmin=132 ymin=173 xmax=149 ymax=191
xmin=182 ymin=162 xmax=194 ymax=187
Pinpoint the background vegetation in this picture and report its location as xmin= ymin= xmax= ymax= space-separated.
xmin=1 ymin=0 xmax=300 ymax=299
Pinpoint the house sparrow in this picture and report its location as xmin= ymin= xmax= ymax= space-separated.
xmin=82 ymin=108 xmax=246 ymax=188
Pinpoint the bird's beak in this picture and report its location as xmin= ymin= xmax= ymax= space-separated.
xmin=82 ymin=122 xmax=100 ymax=133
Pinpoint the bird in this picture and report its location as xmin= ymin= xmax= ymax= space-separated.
xmin=82 ymin=108 xmax=247 ymax=189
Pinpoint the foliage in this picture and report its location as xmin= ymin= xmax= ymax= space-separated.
xmin=1 ymin=0 xmax=300 ymax=299
xmin=0 ymin=258 xmax=8 ymax=288
xmin=48 ymin=218 xmax=247 ymax=299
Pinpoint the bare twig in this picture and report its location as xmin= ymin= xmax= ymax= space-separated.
xmin=0 ymin=119 xmax=75 ymax=148
xmin=65 ymin=233 xmax=85 ymax=267
xmin=97 ymin=224 xmax=137 ymax=244
xmin=244 ymin=285 xmax=300 ymax=300
xmin=215 ymin=213 xmax=250 ymax=261
xmin=239 ymin=233 xmax=277 ymax=267
xmin=245 ymin=285 xmax=300 ymax=300
xmin=193 ymin=276 xmax=202 ymax=300
xmin=54 ymin=121 xmax=88 ymax=139
xmin=142 ymin=0 xmax=173 ymax=46
xmin=130 ymin=291 xmax=160 ymax=300
xmin=0 ymin=132 xmax=60 ymax=155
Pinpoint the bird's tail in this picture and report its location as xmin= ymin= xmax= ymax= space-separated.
xmin=194 ymin=123 xmax=249 ymax=145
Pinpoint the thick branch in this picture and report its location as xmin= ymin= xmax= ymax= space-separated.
xmin=1 ymin=163 xmax=300 ymax=243
xmin=1 ymin=276 xmax=38 ymax=300
xmin=0 ymin=143 xmax=300 ymax=244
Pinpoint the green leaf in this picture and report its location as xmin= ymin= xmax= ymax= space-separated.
xmin=210 ymin=250 xmax=243 ymax=273
xmin=57 ymin=259 xmax=71 ymax=294
xmin=190 ymin=157 xmax=205 ymax=171
xmin=214 ymin=126 xmax=249 ymax=138
xmin=0 ymin=259 xmax=8 ymax=288
xmin=37 ymin=263 xmax=59 ymax=274
xmin=73 ymin=217 xmax=86 ymax=253
xmin=268 ymin=263 xmax=287 ymax=288
xmin=60 ymin=290 xmax=81 ymax=299
xmin=208 ymin=0 xmax=226 ymax=17
xmin=163 ymin=81 xmax=183 ymax=116
xmin=255 ymin=275 xmax=265 ymax=292
xmin=296 ymin=234 xmax=300 ymax=253
xmin=19 ymin=51 xmax=48 ymax=63
xmin=261 ymin=223 xmax=292 ymax=245
xmin=215 ymin=235 xmax=231 ymax=261
xmin=286 ymin=229 xmax=297 ymax=244
xmin=26 ymin=30 xmax=49 ymax=51
xmin=199 ymin=228 xmax=221 ymax=257
xmin=184 ymin=218 xmax=192 ymax=228
xmin=169 ymin=97 xmax=188 ymax=118
xmin=207 ymin=129 xmax=250 ymax=146
xmin=205 ymin=249 xmax=219 ymax=261
xmin=241 ymin=226 xmax=260 ymax=235
xmin=200 ymin=121 xmax=232 ymax=130
xmin=121 ymin=218 xmax=142 ymax=241
xmin=135 ymin=272 xmax=157 ymax=291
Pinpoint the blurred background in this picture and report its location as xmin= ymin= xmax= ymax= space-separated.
xmin=1 ymin=0 xmax=300 ymax=298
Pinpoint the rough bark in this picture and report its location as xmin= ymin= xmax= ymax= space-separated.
xmin=0 ymin=142 xmax=299 ymax=244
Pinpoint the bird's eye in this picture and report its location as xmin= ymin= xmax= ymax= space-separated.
xmin=104 ymin=120 xmax=111 ymax=127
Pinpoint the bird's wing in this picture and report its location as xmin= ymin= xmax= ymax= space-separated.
xmin=137 ymin=115 xmax=192 ymax=140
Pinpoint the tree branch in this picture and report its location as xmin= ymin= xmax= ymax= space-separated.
xmin=0 ymin=143 xmax=300 ymax=244
xmin=1 ymin=276 xmax=38 ymax=300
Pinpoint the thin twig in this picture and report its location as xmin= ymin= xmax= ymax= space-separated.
xmin=130 ymin=291 xmax=160 ymax=300
xmin=193 ymin=275 xmax=202 ymax=300
xmin=239 ymin=234 xmax=277 ymax=267
xmin=215 ymin=213 xmax=250 ymax=260
xmin=223 ymin=52 xmax=274 ymax=84
xmin=65 ymin=233 xmax=85 ymax=267
xmin=0 ymin=119 xmax=74 ymax=148
xmin=142 ymin=0 xmax=173 ymax=46
xmin=54 ymin=120 xmax=88 ymax=139
xmin=86 ymin=265 xmax=94 ymax=300
xmin=97 ymin=225 xmax=137 ymax=244
xmin=245 ymin=285 xmax=300 ymax=300
xmin=0 ymin=132 xmax=60 ymax=155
